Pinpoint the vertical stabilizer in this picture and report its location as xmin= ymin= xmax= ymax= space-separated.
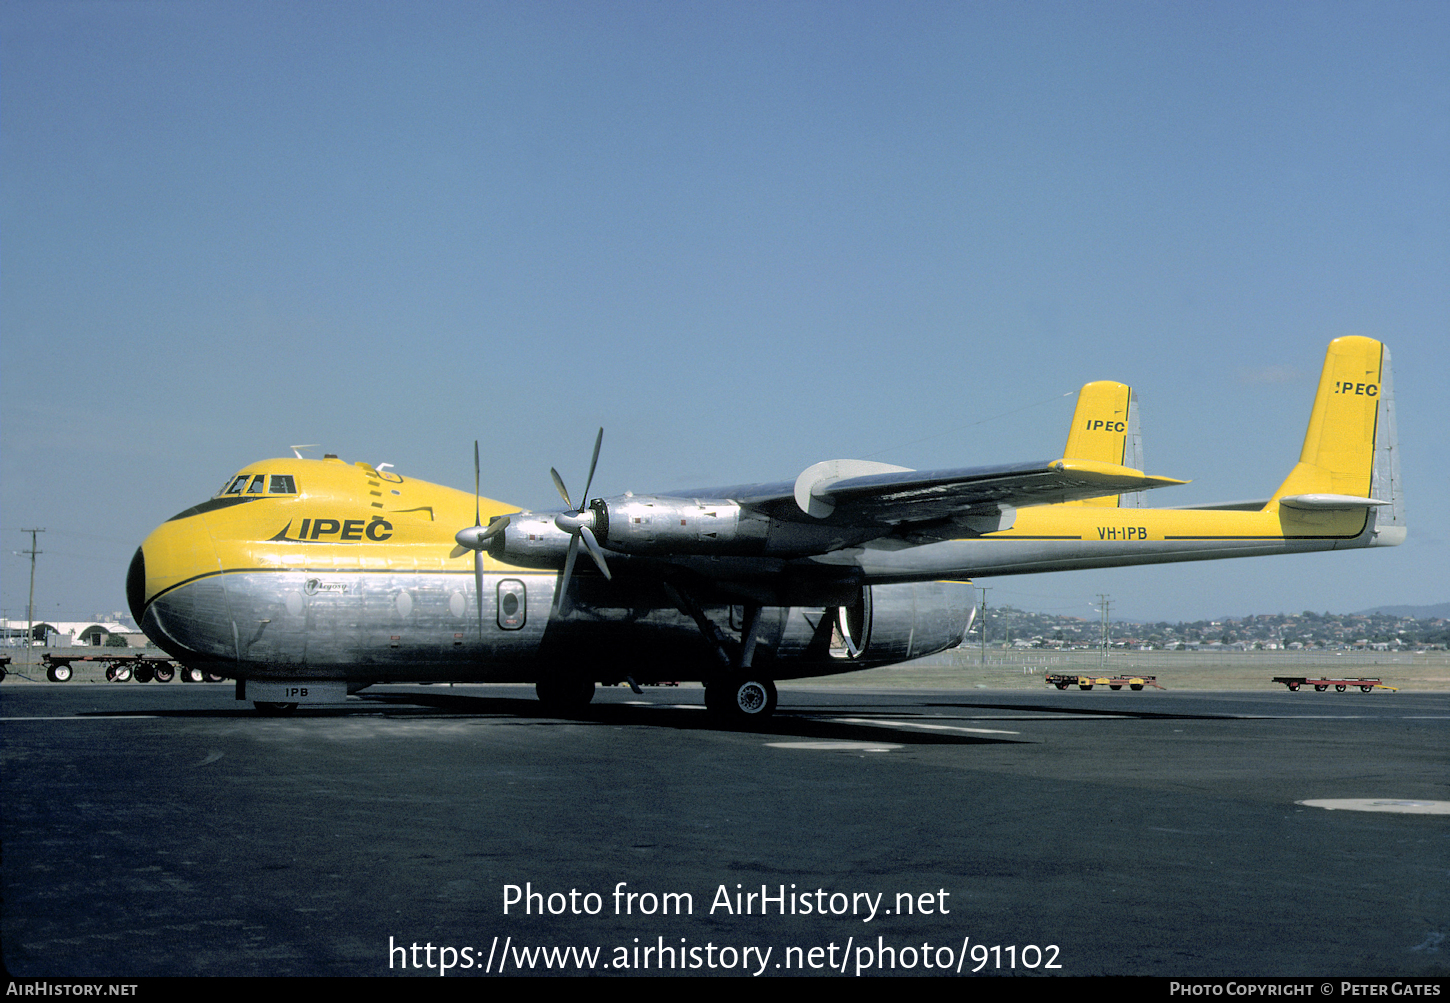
xmin=1061 ymin=381 xmax=1144 ymax=507
xmin=1269 ymin=336 xmax=1404 ymax=544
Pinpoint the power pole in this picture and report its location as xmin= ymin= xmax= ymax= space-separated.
xmin=1097 ymin=593 xmax=1111 ymax=671
xmin=980 ymin=587 xmax=990 ymax=665
xmin=22 ymin=528 xmax=45 ymax=664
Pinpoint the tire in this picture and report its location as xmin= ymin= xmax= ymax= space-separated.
xmin=181 ymin=666 xmax=205 ymax=683
xmin=1314 ymin=685 xmax=1327 ymax=692
xmin=1360 ymin=685 xmax=1373 ymax=693
xmin=254 ymin=701 xmax=298 ymax=715
xmin=152 ymin=665 xmax=174 ymax=683
xmin=1055 ymin=683 xmax=1069 ymax=690
xmin=113 ymin=666 xmax=132 ymax=682
xmin=203 ymin=672 xmax=226 ymax=683
xmin=1109 ymin=684 xmax=1122 ymax=691
xmin=133 ymin=665 xmax=154 ymax=683
xmin=1335 ymin=684 xmax=1346 ymax=693
xmin=1287 ymin=682 xmax=1300 ymax=692
xmin=1079 ymin=684 xmax=1093 ymax=691
xmin=1130 ymin=684 xmax=1144 ymax=691
xmin=709 ymin=676 xmax=778 ymax=720
xmin=535 ymin=676 xmax=596 ymax=711
xmin=47 ymin=665 xmax=73 ymax=682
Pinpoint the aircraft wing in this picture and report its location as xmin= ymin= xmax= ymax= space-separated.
xmin=674 ymin=457 xmax=1186 ymax=530
xmin=801 ymin=458 xmax=1185 ymax=526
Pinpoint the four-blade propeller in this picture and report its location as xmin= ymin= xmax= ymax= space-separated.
xmin=550 ymin=427 xmax=612 ymax=612
xmin=453 ymin=441 xmax=510 ymax=633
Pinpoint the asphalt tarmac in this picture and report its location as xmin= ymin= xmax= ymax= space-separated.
xmin=2 ymin=682 xmax=1446 ymax=978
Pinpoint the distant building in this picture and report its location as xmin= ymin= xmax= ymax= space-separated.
xmin=0 ymin=619 xmax=147 ymax=647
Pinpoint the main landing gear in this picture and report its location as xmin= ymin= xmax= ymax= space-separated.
xmin=704 ymin=676 xmax=778 ymax=720
xmin=661 ymin=582 xmax=780 ymax=722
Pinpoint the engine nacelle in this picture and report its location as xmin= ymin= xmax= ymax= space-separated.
xmin=599 ymin=495 xmax=765 ymax=555
xmin=489 ymin=513 xmax=576 ymax=568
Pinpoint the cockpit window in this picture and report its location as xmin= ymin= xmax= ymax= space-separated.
xmin=218 ymin=473 xmax=299 ymax=497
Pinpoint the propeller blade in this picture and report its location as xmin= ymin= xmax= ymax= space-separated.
xmin=550 ymin=467 xmax=573 ymax=509
xmin=579 ymin=525 xmax=611 ymax=580
xmin=579 ymin=427 xmax=603 ymax=506
xmin=474 ymin=549 xmax=484 ymax=636
xmin=555 ymin=534 xmax=580 ymax=614
xmin=474 ymin=441 xmax=481 ymax=527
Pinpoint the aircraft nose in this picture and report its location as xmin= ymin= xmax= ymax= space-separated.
xmin=128 ymin=514 xmax=227 ymax=661
xmin=126 ymin=546 xmax=147 ymax=626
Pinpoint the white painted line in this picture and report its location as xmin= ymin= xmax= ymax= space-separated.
xmin=767 ymin=741 xmax=902 ymax=751
xmin=1298 ymin=799 xmax=1450 ymax=814
xmin=0 ymin=715 xmax=162 ymax=721
xmin=830 ymin=717 xmax=1020 ymax=736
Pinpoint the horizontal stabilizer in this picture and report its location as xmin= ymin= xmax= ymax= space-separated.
xmin=1278 ymin=494 xmax=1390 ymax=511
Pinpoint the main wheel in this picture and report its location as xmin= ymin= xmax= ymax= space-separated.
xmin=254 ymin=701 xmax=298 ymax=715
xmin=708 ymin=676 xmax=778 ymax=721
xmin=535 ymin=676 xmax=596 ymax=711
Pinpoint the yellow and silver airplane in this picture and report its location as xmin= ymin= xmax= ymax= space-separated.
xmin=127 ymin=336 xmax=1404 ymax=717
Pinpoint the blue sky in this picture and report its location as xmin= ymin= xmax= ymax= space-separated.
xmin=3 ymin=1 xmax=1446 ymax=624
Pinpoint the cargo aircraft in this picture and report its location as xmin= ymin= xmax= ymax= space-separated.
xmin=127 ymin=337 xmax=1404 ymax=717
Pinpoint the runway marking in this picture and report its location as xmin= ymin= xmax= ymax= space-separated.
xmin=0 ymin=715 xmax=162 ymax=721
xmin=830 ymin=717 xmax=1021 ymax=736
xmin=767 ymin=741 xmax=902 ymax=752
xmin=1297 ymin=799 xmax=1450 ymax=814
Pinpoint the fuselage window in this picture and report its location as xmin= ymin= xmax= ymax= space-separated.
xmin=247 ymin=474 xmax=266 ymax=494
xmin=269 ymin=474 xmax=297 ymax=494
